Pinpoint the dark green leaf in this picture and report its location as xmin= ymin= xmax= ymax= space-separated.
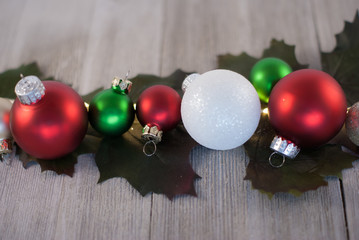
xmin=218 ymin=39 xmax=308 ymax=79
xmin=332 ymin=10 xmax=359 ymax=51
xmin=321 ymin=11 xmax=359 ymax=105
xmin=95 ymin=119 xmax=200 ymax=200
xmin=129 ymin=69 xmax=193 ymax=102
xmin=217 ymin=53 xmax=257 ymax=79
xmin=244 ymin=114 xmax=358 ymax=197
xmin=0 ymin=62 xmax=43 ymax=99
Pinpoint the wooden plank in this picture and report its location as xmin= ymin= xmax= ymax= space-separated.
xmin=311 ymin=1 xmax=359 ymax=239
xmin=0 ymin=0 xmax=165 ymax=239
xmin=311 ymin=0 xmax=359 ymax=52
xmin=2 ymin=0 xmax=97 ymax=87
xmin=77 ymin=0 xmax=165 ymax=95
xmin=150 ymin=0 xmax=349 ymax=239
xmin=0 ymin=0 xmax=29 ymax=70
xmin=0 ymin=0 xmax=358 ymax=239
xmin=53 ymin=155 xmax=152 ymax=240
xmin=342 ymin=162 xmax=359 ymax=240
xmin=0 ymin=155 xmax=64 ymax=239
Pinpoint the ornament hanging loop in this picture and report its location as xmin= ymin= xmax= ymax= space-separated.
xmin=268 ymin=152 xmax=286 ymax=168
xmin=141 ymin=124 xmax=163 ymax=157
xmin=143 ymin=140 xmax=157 ymax=157
xmin=268 ymin=135 xmax=300 ymax=168
xmin=125 ymin=70 xmax=130 ymax=81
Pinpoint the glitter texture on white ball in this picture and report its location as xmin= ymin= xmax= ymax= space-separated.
xmin=181 ymin=69 xmax=261 ymax=150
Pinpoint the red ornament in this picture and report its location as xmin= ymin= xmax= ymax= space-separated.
xmin=268 ymin=69 xmax=347 ymax=149
xmin=136 ymin=85 xmax=181 ymax=131
xmin=10 ymin=78 xmax=88 ymax=159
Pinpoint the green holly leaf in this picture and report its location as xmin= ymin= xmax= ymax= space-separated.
xmin=88 ymin=69 xmax=200 ymax=199
xmin=217 ymin=39 xmax=308 ymax=79
xmin=244 ymin=114 xmax=357 ymax=197
xmin=95 ymin=119 xmax=200 ymax=200
xmin=321 ymin=11 xmax=359 ymax=105
xmin=129 ymin=69 xmax=193 ymax=102
xmin=95 ymin=69 xmax=200 ymax=199
xmin=0 ymin=62 xmax=44 ymax=99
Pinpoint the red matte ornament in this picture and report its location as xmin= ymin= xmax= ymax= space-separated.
xmin=10 ymin=81 xmax=88 ymax=159
xmin=268 ymin=69 xmax=347 ymax=148
xmin=136 ymin=85 xmax=181 ymax=131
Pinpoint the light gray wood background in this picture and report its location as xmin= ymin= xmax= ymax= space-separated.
xmin=0 ymin=0 xmax=359 ymax=239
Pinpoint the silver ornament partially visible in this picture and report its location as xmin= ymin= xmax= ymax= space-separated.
xmin=0 ymin=97 xmax=13 ymax=165
xmin=182 ymin=73 xmax=200 ymax=92
xmin=346 ymin=102 xmax=359 ymax=146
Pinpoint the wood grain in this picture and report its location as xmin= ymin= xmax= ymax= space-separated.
xmin=0 ymin=0 xmax=163 ymax=239
xmin=311 ymin=2 xmax=359 ymax=239
xmin=0 ymin=0 xmax=358 ymax=239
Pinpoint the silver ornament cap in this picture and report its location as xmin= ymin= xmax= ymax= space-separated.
xmin=270 ymin=135 xmax=300 ymax=159
xmin=112 ymin=76 xmax=132 ymax=94
xmin=15 ymin=75 xmax=45 ymax=105
xmin=142 ymin=124 xmax=163 ymax=144
xmin=182 ymin=73 xmax=200 ymax=92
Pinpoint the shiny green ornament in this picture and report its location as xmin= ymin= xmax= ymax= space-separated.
xmin=250 ymin=57 xmax=292 ymax=103
xmin=89 ymin=77 xmax=135 ymax=136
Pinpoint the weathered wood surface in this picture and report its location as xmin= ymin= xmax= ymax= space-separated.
xmin=0 ymin=0 xmax=358 ymax=239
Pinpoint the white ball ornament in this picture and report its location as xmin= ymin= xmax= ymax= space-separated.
xmin=181 ymin=69 xmax=261 ymax=150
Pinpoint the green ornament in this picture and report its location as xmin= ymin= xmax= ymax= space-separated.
xmin=89 ymin=77 xmax=135 ymax=136
xmin=250 ymin=57 xmax=292 ymax=103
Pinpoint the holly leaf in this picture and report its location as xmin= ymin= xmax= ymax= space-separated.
xmin=129 ymin=69 xmax=193 ymax=102
xmin=244 ymin=113 xmax=358 ymax=197
xmin=95 ymin=119 xmax=200 ymax=200
xmin=321 ymin=11 xmax=359 ymax=105
xmin=0 ymin=62 xmax=44 ymax=99
xmin=217 ymin=39 xmax=308 ymax=79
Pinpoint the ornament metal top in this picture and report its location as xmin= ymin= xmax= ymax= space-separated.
xmin=15 ymin=75 xmax=45 ymax=105
xmin=268 ymin=136 xmax=300 ymax=168
xmin=111 ymin=73 xmax=132 ymax=94
xmin=182 ymin=73 xmax=200 ymax=92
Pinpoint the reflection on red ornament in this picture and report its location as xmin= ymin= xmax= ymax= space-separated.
xmin=10 ymin=78 xmax=88 ymax=159
xmin=268 ymin=69 xmax=347 ymax=148
xmin=136 ymin=85 xmax=181 ymax=132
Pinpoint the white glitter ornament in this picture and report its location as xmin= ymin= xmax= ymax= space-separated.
xmin=181 ymin=69 xmax=261 ymax=150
